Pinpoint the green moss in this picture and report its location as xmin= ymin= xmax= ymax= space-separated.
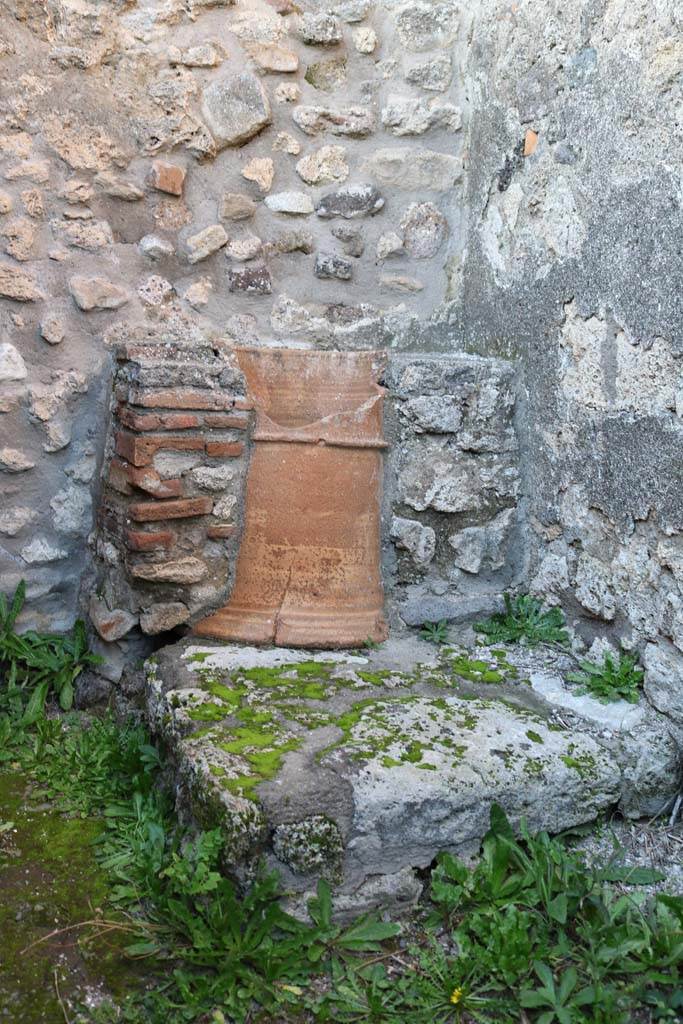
xmin=526 ymin=730 xmax=544 ymax=744
xmin=188 ymin=702 xmax=229 ymax=722
xmin=222 ymin=739 xmax=302 ymax=800
xmin=0 ymin=771 xmax=147 ymax=1020
xmin=448 ymin=655 xmax=504 ymax=685
xmin=401 ymin=740 xmax=429 ymax=764
xmin=356 ymin=669 xmax=393 ymax=685
xmin=204 ymin=680 xmax=243 ymax=707
xmin=561 ymin=752 xmax=599 ymax=779
xmin=523 ymin=757 xmax=545 ymax=777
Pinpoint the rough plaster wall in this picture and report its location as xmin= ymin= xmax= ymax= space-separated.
xmin=456 ymin=0 xmax=683 ymax=705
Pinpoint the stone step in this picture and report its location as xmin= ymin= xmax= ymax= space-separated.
xmin=145 ymin=638 xmax=681 ymax=918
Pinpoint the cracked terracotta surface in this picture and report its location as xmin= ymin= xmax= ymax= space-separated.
xmin=195 ymin=348 xmax=389 ymax=647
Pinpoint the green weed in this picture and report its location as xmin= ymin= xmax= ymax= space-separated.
xmin=566 ymin=651 xmax=644 ymax=704
xmin=0 ymin=580 xmax=101 ymax=717
xmin=420 ymin=620 xmax=450 ymax=645
xmin=2 ymin=598 xmax=682 ymax=1024
xmin=474 ymin=593 xmax=570 ymax=647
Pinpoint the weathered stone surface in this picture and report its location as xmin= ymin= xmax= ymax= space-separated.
xmin=272 ymin=131 xmax=301 ymax=155
xmin=267 ymin=229 xmax=314 ymax=255
xmin=304 ymin=56 xmax=347 ymax=92
xmin=186 ymin=224 xmax=228 ymax=263
xmin=332 ymin=224 xmax=364 ymax=257
xmin=20 ymin=538 xmax=68 ymax=564
xmin=219 ymin=192 xmax=257 ymax=220
xmin=296 ymin=145 xmax=348 ymax=185
xmin=147 ymin=641 xmax=623 ymax=915
xmin=0 ymin=506 xmax=36 ymax=536
xmin=399 ymin=442 xmax=518 ymax=514
xmin=70 ymin=276 xmax=129 ymax=311
xmin=61 ymin=218 xmax=114 ymax=251
xmin=183 ymin=279 xmax=212 ymax=307
xmin=574 ymin=554 xmax=616 ymax=621
xmin=138 ymin=275 xmax=174 ymax=307
xmin=0 ymin=262 xmax=42 ymax=301
xmin=227 ymin=263 xmax=272 ymax=294
xmin=241 ymin=157 xmax=274 ymax=193
xmin=90 ymin=595 xmax=136 ymax=641
xmin=297 ymin=13 xmax=342 ymax=46
xmin=448 ymin=509 xmax=513 ymax=574
xmin=314 ymin=252 xmax=353 ymax=280
xmin=363 ymin=148 xmax=461 ymax=190
xmin=50 ymin=485 xmax=92 ymax=536
xmin=381 ymin=95 xmax=461 ymax=135
xmin=353 ymin=26 xmax=377 ymax=53
xmin=0 ymin=448 xmax=35 ymax=473
xmin=1 ymin=216 xmax=36 ymax=261
xmin=400 ymin=202 xmax=448 ymax=258
xmin=527 ymin=658 xmax=682 ymax=818
xmin=644 ymin=640 xmax=683 ymax=725
xmin=395 ymin=2 xmax=458 ymax=52
xmin=226 ymin=234 xmax=262 ymax=262
xmin=139 ymin=234 xmax=174 ymax=259
xmin=376 ymin=231 xmax=404 ymax=259
xmin=212 ymin=494 xmax=238 ymax=520
xmin=190 ymin=465 xmax=235 ymax=491
xmin=390 ymin=516 xmax=436 ymax=566
xmin=168 ymin=43 xmax=223 ymax=68
xmin=292 ymin=106 xmax=375 ymax=137
xmin=380 ymin=273 xmax=423 ymax=293
xmin=265 ymin=191 xmax=314 ymax=215
xmin=405 ymin=55 xmax=452 ymax=92
xmin=94 ymin=172 xmax=144 ymax=201
xmin=140 ymin=602 xmax=190 ymax=635
xmin=248 ymin=42 xmax=298 ymax=73
xmin=201 ymin=73 xmax=272 ymax=148
xmin=316 ymin=184 xmax=384 ymax=219
xmin=40 ymin=316 xmax=66 ymax=345
xmin=130 ymin=557 xmax=208 ymax=584
xmin=0 ymin=342 xmax=27 ymax=382
xmin=275 ymin=82 xmax=301 ymax=103
xmin=333 ymin=0 xmax=371 ymax=21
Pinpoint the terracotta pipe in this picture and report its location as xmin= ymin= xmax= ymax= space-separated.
xmin=195 ymin=348 xmax=389 ymax=648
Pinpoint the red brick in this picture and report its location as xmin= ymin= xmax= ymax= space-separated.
xmin=129 ymin=496 xmax=213 ymax=522
xmin=125 ymin=529 xmax=175 ymax=551
xmin=234 ymin=398 xmax=254 ymax=411
xmin=203 ymin=413 xmax=249 ymax=430
xmin=150 ymin=160 xmax=186 ymax=196
xmin=109 ymin=458 xmax=184 ymax=498
xmin=205 ymin=441 xmax=245 ymax=458
xmin=115 ymin=430 xmax=204 ymax=467
xmin=117 ymin=406 xmax=200 ymax=432
xmin=127 ymin=387 xmax=240 ymax=411
xmin=207 ymin=525 xmax=238 ymax=540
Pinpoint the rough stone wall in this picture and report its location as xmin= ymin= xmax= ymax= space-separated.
xmin=0 ymin=0 xmax=481 ymax=659
xmin=0 ymin=0 xmax=680 ymax=714
xmin=452 ymin=0 xmax=683 ymax=714
xmin=383 ymin=352 xmax=520 ymax=629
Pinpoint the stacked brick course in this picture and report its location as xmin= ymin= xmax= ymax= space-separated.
xmin=96 ymin=342 xmax=252 ymax=640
